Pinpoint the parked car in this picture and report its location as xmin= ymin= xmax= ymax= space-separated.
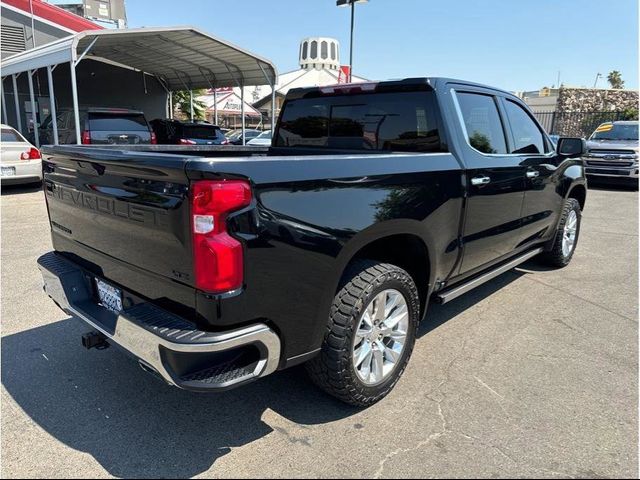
xmin=246 ymin=130 xmax=272 ymax=146
xmin=225 ymin=128 xmax=262 ymax=145
xmin=36 ymin=108 xmax=155 ymax=145
xmin=583 ymin=121 xmax=639 ymax=186
xmin=150 ymin=119 xmax=228 ymax=145
xmin=1 ymin=124 xmax=42 ymax=185
xmin=37 ymin=77 xmax=587 ymax=407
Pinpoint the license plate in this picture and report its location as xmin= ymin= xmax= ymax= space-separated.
xmin=95 ymin=279 xmax=123 ymax=314
xmin=1 ymin=167 xmax=15 ymax=177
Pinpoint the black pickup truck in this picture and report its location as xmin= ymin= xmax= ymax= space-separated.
xmin=38 ymin=78 xmax=587 ymax=407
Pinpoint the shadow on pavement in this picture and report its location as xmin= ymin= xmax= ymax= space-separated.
xmin=1 ymin=183 xmax=43 ymax=196
xmin=419 ymin=268 xmax=524 ymax=337
xmin=2 ymin=267 xmax=528 ymax=478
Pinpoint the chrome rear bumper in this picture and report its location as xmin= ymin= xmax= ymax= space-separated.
xmin=37 ymin=251 xmax=281 ymax=391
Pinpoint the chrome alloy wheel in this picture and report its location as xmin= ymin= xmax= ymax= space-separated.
xmin=562 ymin=210 xmax=578 ymax=257
xmin=351 ymin=289 xmax=409 ymax=386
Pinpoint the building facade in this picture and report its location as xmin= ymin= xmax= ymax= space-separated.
xmin=233 ymin=37 xmax=368 ymax=129
xmin=1 ymin=0 xmax=101 ymax=59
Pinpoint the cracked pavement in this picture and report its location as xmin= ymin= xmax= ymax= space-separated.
xmin=1 ymin=185 xmax=637 ymax=478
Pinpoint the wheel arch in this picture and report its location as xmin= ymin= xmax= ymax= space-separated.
xmin=333 ymin=221 xmax=435 ymax=319
xmin=567 ymin=183 xmax=587 ymax=211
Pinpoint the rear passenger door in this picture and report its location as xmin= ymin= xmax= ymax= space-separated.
xmin=452 ymin=88 xmax=527 ymax=274
xmin=500 ymin=97 xmax=561 ymax=247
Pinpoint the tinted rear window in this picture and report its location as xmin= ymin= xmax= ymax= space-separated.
xmin=1 ymin=128 xmax=21 ymax=142
xmin=182 ymin=125 xmax=224 ymax=140
xmin=276 ymin=91 xmax=442 ymax=152
xmin=88 ymin=113 xmax=149 ymax=131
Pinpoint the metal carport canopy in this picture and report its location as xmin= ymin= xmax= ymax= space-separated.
xmin=1 ymin=26 xmax=278 ymax=88
xmin=1 ymin=27 xmax=278 ymax=146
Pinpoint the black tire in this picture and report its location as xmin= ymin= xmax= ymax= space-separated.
xmin=305 ymin=260 xmax=420 ymax=407
xmin=539 ymin=198 xmax=581 ymax=267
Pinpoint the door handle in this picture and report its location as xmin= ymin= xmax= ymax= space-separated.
xmin=471 ymin=175 xmax=491 ymax=186
xmin=526 ymin=170 xmax=540 ymax=178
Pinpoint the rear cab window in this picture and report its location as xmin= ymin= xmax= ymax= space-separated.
xmin=454 ymin=91 xmax=507 ymax=154
xmin=88 ymin=113 xmax=149 ymax=131
xmin=276 ymin=90 xmax=443 ymax=152
xmin=182 ymin=125 xmax=225 ymax=140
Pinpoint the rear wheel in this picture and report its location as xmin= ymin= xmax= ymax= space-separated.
xmin=539 ymin=198 xmax=581 ymax=267
xmin=306 ymin=260 xmax=420 ymax=407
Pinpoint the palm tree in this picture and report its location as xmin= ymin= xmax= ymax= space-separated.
xmin=172 ymin=90 xmax=208 ymax=120
xmin=607 ymin=71 xmax=625 ymax=89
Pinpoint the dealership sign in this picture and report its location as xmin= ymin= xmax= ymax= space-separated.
xmin=198 ymin=92 xmax=261 ymax=117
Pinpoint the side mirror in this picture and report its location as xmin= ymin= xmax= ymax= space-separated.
xmin=557 ymin=137 xmax=586 ymax=157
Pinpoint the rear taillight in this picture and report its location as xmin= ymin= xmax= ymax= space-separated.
xmin=221 ymin=139 xmax=230 ymax=145
xmin=81 ymin=130 xmax=91 ymax=144
xmin=28 ymin=147 xmax=41 ymax=159
xmin=150 ymin=132 xmax=157 ymax=144
xmin=191 ymin=180 xmax=252 ymax=293
xmin=179 ymin=138 xmax=196 ymax=145
xmin=20 ymin=147 xmax=41 ymax=160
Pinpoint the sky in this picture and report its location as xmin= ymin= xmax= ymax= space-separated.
xmin=126 ymin=0 xmax=639 ymax=92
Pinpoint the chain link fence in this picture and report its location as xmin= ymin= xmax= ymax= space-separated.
xmin=532 ymin=111 xmax=632 ymax=138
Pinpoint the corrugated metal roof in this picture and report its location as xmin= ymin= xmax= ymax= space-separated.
xmin=0 ymin=27 xmax=277 ymax=89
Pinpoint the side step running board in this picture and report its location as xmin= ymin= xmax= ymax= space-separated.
xmin=435 ymin=248 xmax=543 ymax=305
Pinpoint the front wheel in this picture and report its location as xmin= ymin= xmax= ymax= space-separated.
xmin=539 ymin=198 xmax=582 ymax=267
xmin=305 ymin=261 xmax=420 ymax=407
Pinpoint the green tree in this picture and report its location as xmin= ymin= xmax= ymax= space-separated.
xmin=607 ymin=71 xmax=625 ymax=89
xmin=172 ymin=90 xmax=208 ymax=120
xmin=622 ymin=107 xmax=639 ymax=120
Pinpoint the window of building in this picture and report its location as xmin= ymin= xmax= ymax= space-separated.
xmin=310 ymin=41 xmax=318 ymax=58
xmin=321 ymin=41 xmax=328 ymax=59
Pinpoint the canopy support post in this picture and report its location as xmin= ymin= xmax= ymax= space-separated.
xmin=12 ymin=74 xmax=22 ymax=133
xmin=190 ymin=90 xmax=194 ymax=121
xmin=69 ymin=61 xmax=81 ymax=144
xmin=257 ymin=62 xmax=277 ymax=138
xmin=74 ymin=37 xmax=98 ymax=66
xmin=168 ymin=91 xmax=173 ymax=119
xmin=46 ymin=65 xmax=58 ymax=145
xmin=1 ymin=79 xmax=8 ymax=125
xmin=27 ymin=69 xmax=39 ymax=148
xmin=241 ymin=84 xmax=245 ymax=145
xmin=271 ymin=87 xmax=276 ymax=136
xmin=214 ymin=89 xmax=218 ymax=125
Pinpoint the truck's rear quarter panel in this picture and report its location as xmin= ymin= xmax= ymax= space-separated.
xmin=186 ymin=153 xmax=464 ymax=361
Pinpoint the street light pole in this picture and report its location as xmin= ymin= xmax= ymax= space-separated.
xmin=349 ymin=2 xmax=355 ymax=82
xmin=593 ymin=72 xmax=602 ymax=89
xmin=337 ymin=0 xmax=368 ymax=83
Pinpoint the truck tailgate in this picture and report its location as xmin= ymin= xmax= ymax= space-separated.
xmin=42 ymin=147 xmax=196 ymax=311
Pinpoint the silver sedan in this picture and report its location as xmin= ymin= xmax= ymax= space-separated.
xmin=1 ymin=124 xmax=42 ymax=185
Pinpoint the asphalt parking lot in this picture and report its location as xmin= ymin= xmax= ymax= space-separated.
xmin=1 ymin=183 xmax=638 ymax=479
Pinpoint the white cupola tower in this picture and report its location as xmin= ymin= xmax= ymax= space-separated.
xmin=299 ymin=37 xmax=340 ymax=71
